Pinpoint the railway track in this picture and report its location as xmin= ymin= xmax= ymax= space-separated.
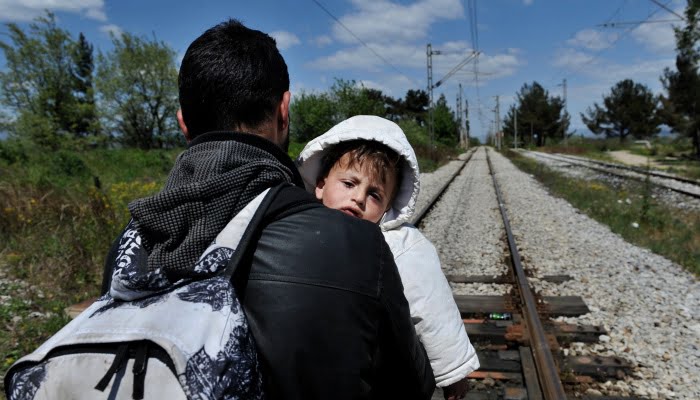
xmin=418 ymin=147 xmax=640 ymax=400
xmin=523 ymin=150 xmax=700 ymax=200
xmin=62 ymin=146 xmax=662 ymax=398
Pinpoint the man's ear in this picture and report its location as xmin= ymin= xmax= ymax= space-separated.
xmin=314 ymin=178 xmax=326 ymax=201
xmin=177 ymin=109 xmax=191 ymax=142
xmin=278 ymin=91 xmax=291 ymax=133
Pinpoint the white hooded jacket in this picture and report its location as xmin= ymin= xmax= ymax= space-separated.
xmin=296 ymin=115 xmax=479 ymax=387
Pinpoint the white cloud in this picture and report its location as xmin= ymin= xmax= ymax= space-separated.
xmin=474 ymin=52 xmax=520 ymax=80
xmin=309 ymin=39 xmax=520 ymax=94
xmin=552 ymin=48 xmax=598 ymax=69
xmin=0 ymin=0 xmax=106 ymax=21
xmin=447 ymin=49 xmax=522 ymax=87
xmin=565 ymin=58 xmax=674 ymax=119
xmin=312 ymin=35 xmax=333 ymax=47
xmin=332 ymin=0 xmax=464 ymax=44
xmin=589 ymin=58 xmax=674 ymax=88
xmin=567 ymin=29 xmax=618 ymax=51
xmin=99 ymin=24 xmax=122 ymax=37
xmin=360 ymin=75 xmax=416 ymax=97
xmin=270 ymin=31 xmax=301 ymax=50
xmin=84 ymin=6 xmax=106 ymax=21
xmin=311 ymin=42 xmax=426 ymax=71
xmin=631 ymin=20 xmax=679 ymax=54
xmin=523 ymin=0 xmax=533 ymax=5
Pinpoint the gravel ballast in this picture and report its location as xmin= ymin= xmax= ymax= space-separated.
xmin=521 ymin=150 xmax=700 ymax=212
xmin=417 ymin=147 xmax=699 ymax=399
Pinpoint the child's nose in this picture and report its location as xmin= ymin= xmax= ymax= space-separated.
xmin=351 ymin=190 xmax=366 ymax=207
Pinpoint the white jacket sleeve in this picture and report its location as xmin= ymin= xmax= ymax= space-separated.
xmin=384 ymin=225 xmax=479 ymax=387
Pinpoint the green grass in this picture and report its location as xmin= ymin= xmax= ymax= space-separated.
xmin=0 ymin=137 xmax=462 ymax=390
xmin=505 ymin=150 xmax=700 ymax=276
xmin=0 ymin=144 xmax=174 ymax=390
xmin=531 ymin=136 xmax=700 ymax=181
xmin=1 ymin=292 xmax=72 ymax=378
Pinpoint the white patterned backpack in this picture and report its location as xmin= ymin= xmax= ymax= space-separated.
xmin=4 ymin=188 xmax=279 ymax=400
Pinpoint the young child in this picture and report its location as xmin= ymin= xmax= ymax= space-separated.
xmin=297 ymin=115 xmax=479 ymax=398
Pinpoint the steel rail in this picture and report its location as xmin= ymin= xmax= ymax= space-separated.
xmin=411 ymin=148 xmax=476 ymax=226
xmin=527 ymin=151 xmax=700 ymax=200
xmin=552 ymin=152 xmax=700 ymax=186
xmin=486 ymin=148 xmax=567 ymax=400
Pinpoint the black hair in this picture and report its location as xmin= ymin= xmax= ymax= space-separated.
xmin=178 ymin=19 xmax=290 ymax=138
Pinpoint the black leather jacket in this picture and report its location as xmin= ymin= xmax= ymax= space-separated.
xmin=242 ymin=185 xmax=435 ymax=399
xmin=101 ymin=133 xmax=434 ymax=399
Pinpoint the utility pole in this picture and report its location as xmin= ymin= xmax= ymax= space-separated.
xmin=457 ymin=83 xmax=467 ymax=148
xmin=465 ymin=99 xmax=470 ymax=149
xmin=558 ymin=78 xmax=568 ymax=147
xmin=427 ymin=45 xmax=478 ymax=152
xmin=563 ymin=78 xmax=567 ymax=147
xmin=457 ymin=84 xmax=462 ymax=146
xmin=493 ymin=95 xmax=501 ymax=150
xmin=426 ymin=44 xmax=441 ymax=152
xmin=514 ymin=109 xmax=518 ymax=149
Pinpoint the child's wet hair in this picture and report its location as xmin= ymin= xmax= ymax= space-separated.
xmin=319 ymin=140 xmax=403 ymax=197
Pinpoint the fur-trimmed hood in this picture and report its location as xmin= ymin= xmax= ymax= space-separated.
xmin=296 ymin=115 xmax=420 ymax=231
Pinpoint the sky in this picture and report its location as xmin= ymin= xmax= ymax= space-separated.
xmin=0 ymin=0 xmax=688 ymax=142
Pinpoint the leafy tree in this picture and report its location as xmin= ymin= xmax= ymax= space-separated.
xmin=288 ymin=82 xmax=433 ymax=144
xmin=433 ymin=94 xmax=458 ymax=145
xmin=581 ymin=79 xmax=660 ymax=142
xmin=398 ymin=119 xmax=429 ymax=148
xmin=660 ymin=0 xmax=700 ymax=158
xmin=330 ymin=79 xmax=385 ymax=119
xmin=0 ymin=12 xmax=87 ymax=148
xmin=96 ymin=32 xmax=179 ymax=149
xmin=404 ymin=89 xmax=429 ymax=124
xmin=290 ymin=91 xmax=336 ymax=142
xmin=384 ymin=94 xmax=404 ymax=121
xmin=503 ymin=82 xmax=569 ymax=147
xmin=71 ymin=32 xmax=99 ymax=139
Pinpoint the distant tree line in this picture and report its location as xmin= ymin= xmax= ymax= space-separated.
xmin=0 ymin=12 xmax=181 ymax=150
xmin=582 ymin=0 xmax=700 ymax=158
xmin=291 ymin=80 xmax=462 ymax=147
xmin=0 ymin=12 xmax=467 ymax=152
xmin=503 ymin=0 xmax=700 ymax=158
xmin=502 ymin=82 xmax=570 ymax=147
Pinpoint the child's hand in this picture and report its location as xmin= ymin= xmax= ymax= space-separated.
xmin=443 ymin=377 xmax=468 ymax=400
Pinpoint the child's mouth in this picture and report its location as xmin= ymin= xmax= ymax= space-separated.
xmin=341 ymin=208 xmax=360 ymax=218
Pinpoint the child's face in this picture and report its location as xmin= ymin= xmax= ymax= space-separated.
xmin=315 ymin=154 xmax=396 ymax=224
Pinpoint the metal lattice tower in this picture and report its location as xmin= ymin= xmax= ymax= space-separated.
xmin=494 ymin=95 xmax=501 ymax=150
xmin=427 ymin=44 xmax=435 ymax=150
xmin=457 ymin=84 xmax=463 ymax=146
xmin=465 ymin=98 xmax=470 ymax=148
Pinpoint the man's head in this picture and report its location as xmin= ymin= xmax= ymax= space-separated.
xmin=315 ymin=140 xmax=403 ymax=224
xmin=177 ymin=19 xmax=291 ymax=149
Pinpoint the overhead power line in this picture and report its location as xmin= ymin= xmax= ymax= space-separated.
xmin=467 ymin=0 xmax=479 ymax=51
xmin=311 ymin=0 xmax=420 ymax=87
xmin=649 ymin=0 xmax=686 ymax=21
xmin=598 ymin=19 xmax=682 ymax=28
xmin=555 ymin=0 xmax=672 ymax=82
xmin=433 ymin=52 xmax=479 ymax=88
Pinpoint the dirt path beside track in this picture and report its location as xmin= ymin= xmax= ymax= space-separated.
xmin=609 ymin=150 xmax=664 ymax=168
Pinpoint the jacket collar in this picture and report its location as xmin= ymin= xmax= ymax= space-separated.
xmin=190 ymin=131 xmax=304 ymax=188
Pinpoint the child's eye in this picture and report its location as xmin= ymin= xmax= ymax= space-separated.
xmin=369 ymin=192 xmax=382 ymax=201
xmin=342 ymin=181 xmax=354 ymax=188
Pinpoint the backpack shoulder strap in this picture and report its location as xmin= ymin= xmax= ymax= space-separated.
xmin=223 ymin=183 xmax=320 ymax=289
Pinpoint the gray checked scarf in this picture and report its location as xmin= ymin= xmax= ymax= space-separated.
xmin=127 ymin=132 xmax=299 ymax=282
